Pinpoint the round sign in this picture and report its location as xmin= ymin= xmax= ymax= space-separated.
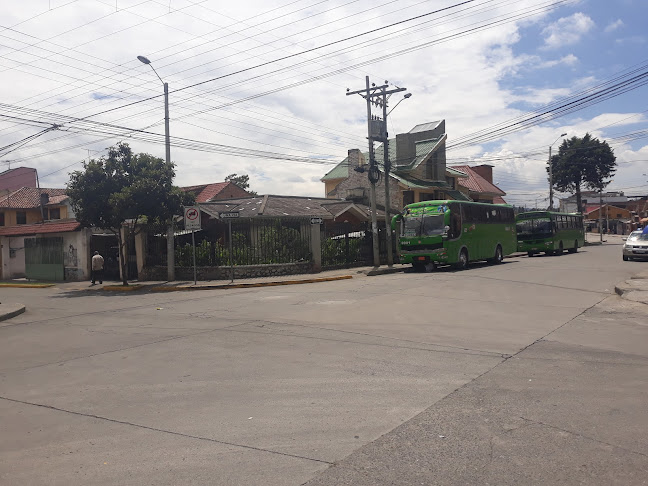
xmin=186 ymin=208 xmax=199 ymax=220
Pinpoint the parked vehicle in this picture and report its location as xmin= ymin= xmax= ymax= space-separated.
xmin=516 ymin=211 xmax=584 ymax=256
xmin=622 ymin=230 xmax=648 ymax=261
xmin=392 ymin=200 xmax=517 ymax=270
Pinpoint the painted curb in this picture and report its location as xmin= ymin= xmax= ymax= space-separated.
xmin=0 ymin=283 xmax=55 ymax=288
xmin=149 ymin=275 xmax=354 ymax=292
xmin=0 ymin=304 xmax=26 ymax=322
xmin=102 ymin=285 xmax=144 ymax=292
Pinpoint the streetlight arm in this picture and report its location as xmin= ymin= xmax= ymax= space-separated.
xmin=137 ymin=55 xmax=164 ymax=85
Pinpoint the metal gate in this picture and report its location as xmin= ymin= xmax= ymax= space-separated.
xmin=25 ymin=237 xmax=64 ymax=281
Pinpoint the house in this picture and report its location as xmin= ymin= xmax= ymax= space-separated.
xmin=0 ymin=167 xmax=38 ymax=195
xmin=140 ymin=195 xmax=384 ymax=280
xmin=559 ymin=191 xmax=627 ymax=213
xmin=322 ymin=121 xmax=471 ymax=213
xmin=0 ymin=187 xmax=92 ymax=280
xmin=584 ymin=204 xmax=633 ymax=234
xmin=448 ymin=164 xmax=507 ymax=204
xmin=0 ymin=187 xmax=72 ymax=227
xmin=181 ymin=181 xmax=252 ymax=202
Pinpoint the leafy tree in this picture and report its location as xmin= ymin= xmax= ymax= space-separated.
xmin=225 ymin=173 xmax=257 ymax=195
xmin=548 ymin=133 xmax=616 ymax=213
xmin=67 ymin=143 xmax=194 ymax=285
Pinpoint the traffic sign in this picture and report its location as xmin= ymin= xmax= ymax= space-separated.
xmin=310 ymin=217 xmax=323 ymax=225
xmin=184 ymin=206 xmax=201 ymax=230
xmin=219 ymin=212 xmax=240 ymax=219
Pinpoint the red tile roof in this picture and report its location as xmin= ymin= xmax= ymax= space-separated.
xmin=449 ymin=165 xmax=505 ymax=196
xmin=0 ymin=187 xmax=68 ymax=209
xmin=492 ymin=196 xmax=507 ymax=204
xmin=0 ymin=219 xmax=80 ymax=236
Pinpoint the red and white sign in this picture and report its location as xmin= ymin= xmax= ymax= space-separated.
xmin=184 ymin=206 xmax=201 ymax=230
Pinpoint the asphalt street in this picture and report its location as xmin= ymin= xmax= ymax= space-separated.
xmin=1 ymin=240 xmax=646 ymax=485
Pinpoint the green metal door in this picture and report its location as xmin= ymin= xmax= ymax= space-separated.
xmin=25 ymin=237 xmax=64 ymax=281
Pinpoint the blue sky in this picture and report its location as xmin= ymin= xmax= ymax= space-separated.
xmin=0 ymin=0 xmax=646 ymax=206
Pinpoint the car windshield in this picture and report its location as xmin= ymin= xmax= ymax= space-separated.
xmin=517 ymin=217 xmax=552 ymax=238
xmin=628 ymin=232 xmax=648 ymax=241
xmin=403 ymin=213 xmax=445 ymax=237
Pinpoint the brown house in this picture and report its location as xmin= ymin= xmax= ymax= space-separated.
xmin=449 ymin=164 xmax=507 ymax=204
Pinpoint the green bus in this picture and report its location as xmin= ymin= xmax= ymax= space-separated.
xmin=392 ymin=200 xmax=517 ymax=270
xmin=516 ymin=211 xmax=584 ymax=256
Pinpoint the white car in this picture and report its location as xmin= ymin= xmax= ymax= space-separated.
xmin=622 ymin=230 xmax=648 ymax=261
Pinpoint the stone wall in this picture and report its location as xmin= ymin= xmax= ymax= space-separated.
xmin=140 ymin=261 xmax=315 ymax=281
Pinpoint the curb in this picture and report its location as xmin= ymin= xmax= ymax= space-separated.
xmin=0 ymin=303 xmax=26 ymax=322
xmin=149 ymin=275 xmax=354 ymax=292
xmin=0 ymin=283 xmax=55 ymax=288
xmin=365 ymin=267 xmax=406 ymax=276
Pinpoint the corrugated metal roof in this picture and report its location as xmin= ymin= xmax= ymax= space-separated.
xmin=409 ymin=121 xmax=441 ymax=133
xmin=199 ymin=195 xmax=378 ymax=220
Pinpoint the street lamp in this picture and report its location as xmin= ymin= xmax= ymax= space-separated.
xmin=386 ymin=92 xmax=412 ymax=116
xmin=383 ymin=91 xmax=411 ymax=267
xmin=548 ymin=132 xmax=567 ymax=210
xmin=138 ymin=54 xmax=174 ymax=281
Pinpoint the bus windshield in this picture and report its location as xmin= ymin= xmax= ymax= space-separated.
xmin=403 ymin=213 xmax=446 ymax=237
xmin=517 ymin=217 xmax=553 ymax=238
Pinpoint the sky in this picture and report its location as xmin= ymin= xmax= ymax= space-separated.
xmin=1 ymin=0 xmax=647 ymax=208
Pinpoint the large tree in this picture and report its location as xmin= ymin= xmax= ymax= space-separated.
xmin=67 ymin=143 xmax=193 ymax=285
xmin=548 ymin=133 xmax=616 ymax=214
xmin=225 ymin=173 xmax=257 ymax=195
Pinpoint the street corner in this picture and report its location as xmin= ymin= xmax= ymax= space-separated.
xmin=0 ymin=302 xmax=26 ymax=322
xmin=615 ymin=278 xmax=648 ymax=305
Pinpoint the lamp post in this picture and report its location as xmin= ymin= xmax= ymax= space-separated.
xmin=138 ymin=55 xmax=174 ymax=281
xmin=548 ymin=132 xmax=567 ymax=210
xmin=383 ymin=92 xmax=411 ymax=267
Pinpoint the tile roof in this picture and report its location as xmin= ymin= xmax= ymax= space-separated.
xmin=449 ymin=165 xmax=505 ymax=196
xmin=0 ymin=219 xmax=80 ymax=236
xmin=0 ymin=187 xmax=68 ymax=209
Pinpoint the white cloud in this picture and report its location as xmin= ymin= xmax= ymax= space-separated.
xmin=605 ymin=19 xmax=624 ymax=33
xmin=542 ymin=13 xmax=595 ymax=49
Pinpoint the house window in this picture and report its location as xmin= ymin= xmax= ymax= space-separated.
xmin=403 ymin=191 xmax=414 ymax=206
xmin=47 ymin=207 xmax=61 ymax=220
xmin=16 ymin=211 xmax=27 ymax=225
xmin=0 ymin=212 xmax=4 ymax=226
xmin=445 ymin=176 xmax=455 ymax=190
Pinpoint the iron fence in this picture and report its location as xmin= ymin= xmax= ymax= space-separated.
xmin=146 ymin=217 xmax=312 ymax=269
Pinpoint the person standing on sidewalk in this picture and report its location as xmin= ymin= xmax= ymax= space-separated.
xmin=91 ymin=251 xmax=104 ymax=285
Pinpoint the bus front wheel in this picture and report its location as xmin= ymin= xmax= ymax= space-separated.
xmin=553 ymin=241 xmax=563 ymax=256
xmin=455 ymin=249 xmax=469 ymax=270
xmin=568 ymin=240 xmax=578 ymax=253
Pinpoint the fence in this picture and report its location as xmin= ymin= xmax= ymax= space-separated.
xmin=145 ymin=217 xmax=313 ymax=279
xmin=320 ymin=221 xmax=396 ymax=269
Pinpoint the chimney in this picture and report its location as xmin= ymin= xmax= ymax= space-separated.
xmin=347 ymin=149 xmax=365 ymax=175
xmin=472 ymin=164 xmax=493 ymax=184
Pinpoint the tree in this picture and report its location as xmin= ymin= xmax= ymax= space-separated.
xmin=225 ymin=173 xmax=257 ymax=195
xmin=67 ymin=143 xmax=194 ymax=285
xmin=548 ymin=133 xmax=616 ymax=214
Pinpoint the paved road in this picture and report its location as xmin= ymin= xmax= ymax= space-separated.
xmin=1 ymin=241 xmax=646 ymax=485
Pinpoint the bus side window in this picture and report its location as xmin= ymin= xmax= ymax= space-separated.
xmin=448 ymin=203 xmax=461 ymax=238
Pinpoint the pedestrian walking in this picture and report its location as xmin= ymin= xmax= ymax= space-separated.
xmin=91 ymin=251 xmax=104 ymax=284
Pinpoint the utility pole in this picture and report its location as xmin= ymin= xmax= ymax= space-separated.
xmin=347 ymin=77 xmax=406 ymax=267
xmin=599 ymin=190 xmax=604 ymax=243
